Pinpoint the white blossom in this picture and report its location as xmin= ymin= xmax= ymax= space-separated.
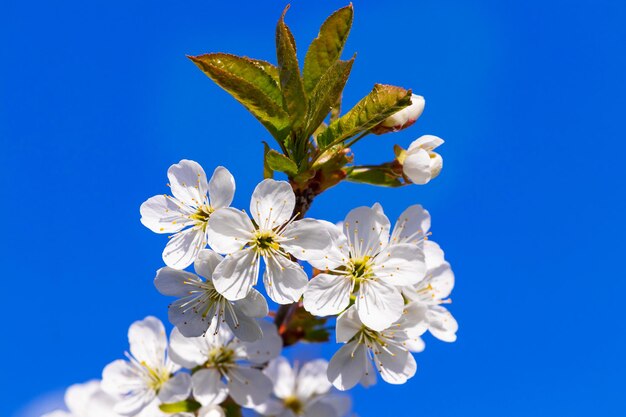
xmin=402 ymin=135 xmax=444 ymax=185
xmin=42 ymin=380 xmax=121 ymax=417
xmin=141 ymin=160 xmax=235 ymax=269
xmin=155 ymin=249 xmax=268 ymax=341
xmin=374 ymin=94 xmax=425 ymax=133
xmin=206 ymin=179 xmax=333 ymax=304
xmin=327 ymin=304 xmax=426 ymax=391
xmin=303 ymin=205 xmax=426 ymax=331
xmin=168 ymin=320 xmax=282 ymax=408
xmin=101 ymin=317 xmax=191 ymax=416
xmin=254 ymin=357 xmax=351 ymax=417
xmin=402 ymin=240 xmax=458 ymax=342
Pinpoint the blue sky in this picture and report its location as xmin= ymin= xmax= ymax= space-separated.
xmin=2 ymin=0 xmax=625 ymax=416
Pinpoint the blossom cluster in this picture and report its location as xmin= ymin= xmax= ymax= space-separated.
xmin=43 ymin=72 xmax=456 ymax=416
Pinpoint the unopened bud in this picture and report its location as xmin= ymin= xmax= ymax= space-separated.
xmin=402 ymin=135 xmax=444 ymax=184
xmin=372 ymin=94 xmax=425 ymax=134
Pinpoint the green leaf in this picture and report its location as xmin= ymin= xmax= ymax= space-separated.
xmin=159 ymin=399 xmax=202 ymax=413
xmin=188 ymin=53 xmax=290 ymax=143
xmin=347 ymin=166 xmax=403 ymax=187
xmin=265 ymin=149 xmax=298 ymax=176
xmin=303 ymin=4 xmax=354 ymax=95
xmin=317 ymin=84 xmax=412 ymax=148
xmin=262 ymin=142 xmax=274 ymax=179
xmin=304 ymin=57 xmax=354 ymax=139
xmin=276 ymin=6 xmax=307 ymax=130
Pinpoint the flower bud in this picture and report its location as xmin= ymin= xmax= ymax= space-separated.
xmin=372 ymin=94 xmax=425 ymax=134
xmin=402 ymin=135 xmax=444 ymax=184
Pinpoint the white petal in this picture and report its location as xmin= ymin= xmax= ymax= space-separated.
xmin=390 ymin=204 xmax=431 ymax=245
xmin=296 ymin=359 xmax=331 ymax=399
xmin=234 ymin=288 xmax=268 ymax=318
xmin=226 ymin=310 xmax=263 ymax=342
xmin=114 ymin=390 xmax=155 ymax=416
xmin=303 ymin=273 xmax=351 ymax=317
xmin=198 ymin=405 xmax=226 ymax=417
xmin=395 ymin=302 xmax=428 ymax=344
xmin=212 ymin=248 xmax=259 ymax=301
xmin=355 ymin=280 xmax=403 ymax=331
xmin=427 ymin=305 xmax=458 ymax=342
xmin=424 ymin=240 xmax=446 ymax=269
xmin=192 ymin=369 xmax=228 ymax=406
xmin=168 ymin=328 xmax=208 ymax=369
xmin=65 ymin=380 xmax=100 ymax=416
xmin=327 ymin=342 xmax=367 ymax=391
xmin=250 ymin=179 xmax=295 ymax=229
xmin=163 ymin=226 xmax=206 ymax=270
xmin=140 ymin=195 xmax=194 ymax=233
xmin=263 ymin=255 xmax=308 ymax=304
xmin=253 ymin=398 xmax=285 ymax=416
xmin=371 ymin=202 xmax=384 ymax=215
xmin=343 ymin=206 xmax=390 ymax=258
xmin=315 ymin=394 xmax=351 ymax=417
xmin=168 ymin=295 xmax=216 ymax=338
xmin=208 ymin=166 xmax=235 ymax=209
xmin=303 ymin=401 xmax=337 ymax=417
xmin=372 ymin=243 xmax=426 ymax=286
xmin=227 ymin=367 xmax=273 ymax=407
xmin=234 ymin=320 xmax=282 ymax=364
xmin=264 ymin=356 xmax=296 ymax=399
xmin=154 ymin=267 xmax=202 ymax=297
xmin=335 ymin=306 xmax=362 ymax=343
xmin=168 ymin=160 xmax=209 ymax=207
xmin=381 ymin=94 xmax=425 ymax=128
xmin=408 ymin=134 xmax=444 ymax=152
xmin=281 ymin=219 xmax=333 ymax=261
xmin=194 ymin=249 xmax=224 ymax=280
xmin=101 ymin=360 xmax=142 ymax=396
xmin=307 ymin=222 xmax=350 ymax=271
xmin=206 ymin=208 xmax=254 ymax=254
xmin=427 ymin=262 xmax=455 ymax=300
xmin=403 ymin=148 xmax=431 ymax=184
xmin=128 ymin=316 xmax=167 ymax=369
xmin=159 ymin=373 xmax=191 ymax=403
xmin=374 ymin=344 xmax=417 ymax=385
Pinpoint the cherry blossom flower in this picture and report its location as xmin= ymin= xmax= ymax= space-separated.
xmin=402 ymin=135 xmax=444 ymax=185
xmin=373 ymin=94 xmax=425 ymax=134
xmin=101 ymin=317 xmax=191 ymax=416
xmin=154 ymin=249 xmax=268 ymax=341
xmin=303 ymin=205 xmax=426 ymax=331
xmin=327 ymin=304 xmax=426 ymax=391
xmin=168 ymin=320 xmax=282 ymax=408
xmin=206 ymin=179 xmax=333 ymax=304
xmin=42 ymin=380 xmax=121 ymax=417
xmin=140 ymin=160 xmax=235 ymax=269
xmin=254 ymin=357 xmax=351 ymax=417
xmin=402 ymin=240 xmax=458 ymax=342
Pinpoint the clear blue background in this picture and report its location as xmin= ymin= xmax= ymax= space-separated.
xmin=2 ymin=0 xmax=625 ymax=416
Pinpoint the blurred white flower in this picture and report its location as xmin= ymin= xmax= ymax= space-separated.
xmin=374 ymin=94 xmax=425 ymax=134
xmin=402 ymin=240 xmax=458 ymax=342
xmin=255 ymin=357 xmax=351 ymax=417
xmin=327 ymin=305 xmax=426 ymax=391
xmin=42 ymin=380 xmax=120 ymax=417
xmin=303 ymin=205 xmax=426 ymax=331
xmin=402 ymin=135 xmax=444 ymax=184
xmin=101 ymin=317 xmax=191 ymax=416
xmin=206 ymin=179 xmax=333 ymax=303
xmin=141 ymin=160 xmax=235 ymax=269
xmin=168 ymin=320 xmax=282 ymax=408
xmin=154 ymin=249 xmax=268 ymax=341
